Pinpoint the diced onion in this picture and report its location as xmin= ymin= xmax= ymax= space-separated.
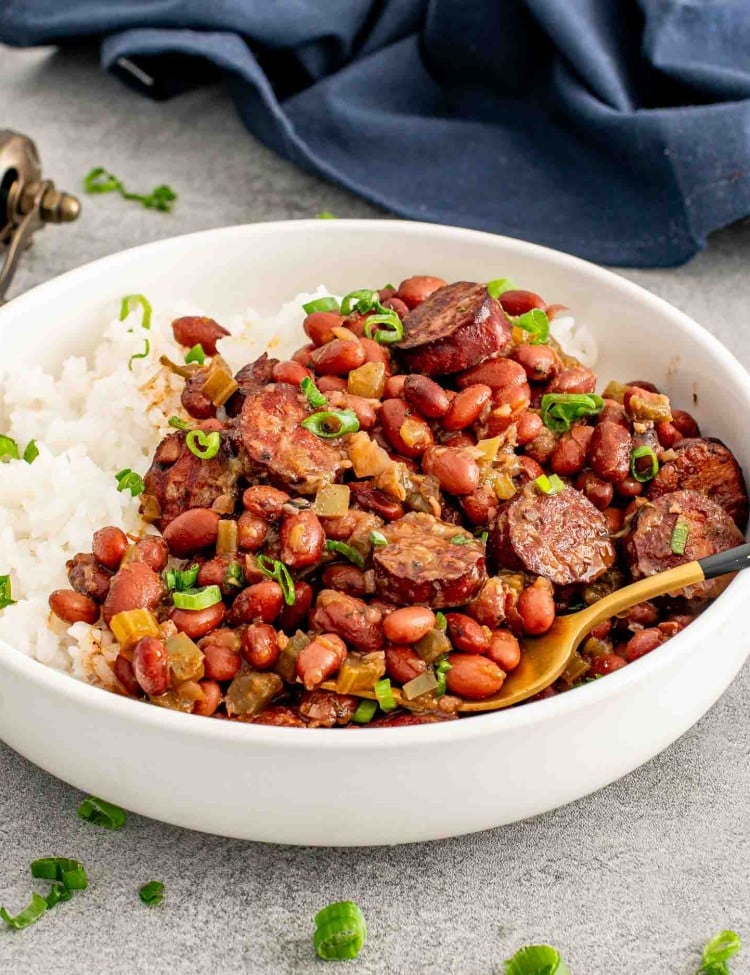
xmin=165 ymin=632 xmax=205 ymax=683
xmin=402 ymin=670 xmax=439 ymax=700
xmin=331 ymin=326 xmax=361 ymax=344
xmin=347 ymin=362 xmax=386 ymax=399
xmin=313 ymin=483 xmax=351 ymax=517
xmin=475 ymin=436 xmax=502 ymax=465
xmin=216 ymin=519 xmax=238 ymax=556
xmin=110 ymin=609 xmax=161 ymax=652
xmin=201 ymin=356 xmax=239 ymax=406
xmin=399 ymin=418 xmax=431 ymax=450
xmin=348 ymin=432 xmax=391 ymax=477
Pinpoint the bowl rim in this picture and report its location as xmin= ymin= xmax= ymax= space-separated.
xmin=1 ymin=217 xmax=748 ymax=749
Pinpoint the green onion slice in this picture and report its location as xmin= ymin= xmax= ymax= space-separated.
xmin=225 ymin=562 xmax=245 ymax=589
xmin=701 ymin=930 xmax=742 ymax=969
xmin=83 ymin=167 xmax=122 ymax=194
xmin=184 ymin=344 xmax=205 ymax=365
xmin=450 ymin=535 xmax=472 ymax=545
xmin=340 ymin=289 xmax=379 ymax=316
xmin=352 ymin=699 xmax=378 ymax=725
xmin=115 ymin=468 xmax=145 ymax=497
xmin=22 ymin=440 xmax=39 ymax=464
xmin=0 ymin=434 xmax=20 ymax=462
xmin=168 ymin=415 xmax=190 ymax=430
xmin=84 ymin=168 xmax=176 ymax=212
xmin=302 ymin=296 xmax=340 ymax=315
xmin=670 ymin=520 xmax=689 ymax=555
xmin=629 ymin=444 xmax=659 ymax=483
xmin=185 ymin=429 xmax=221 ymax=460
xmin=44 ymin=883 xmax=72 ymax=909
xmin=479 ymin=530 xmax=489 ymax=545
xmin=487 ymin=278 xmax=516 ymax=299
xmin=119 ymin=293 xmax=152 ymax=330
xmin=513 ymin=308 xmax=549 ymax=345
xmin=0 ymin=574 xmax=15 ymax=610
xmin=435 ymin=611 xmax=447 ymax=631
xmin=434 ymin=655 xmax=451 ymax=697
xmin=374 ymin=678 xmax=397 ymax=713
xmin=164 ymin=565 xmax=200 ymax=592
xmin=363 ymin=311 xmax=404 ymax=345
xmin=534 ymin=473 xmax=566 ymax=496
xmin=504 ymin=944 xmax=571 ymax=975
xmin=369 ymin=530 xmax=387 ymax=547
xmin=313 ymin=901 xmax=367 ymax=961
xmin=128 ymin=338 xmax=151 ymax=371
xmin=31 ymin=857 xmax=88 ymax=891
xmin=139 ymin=881 xmax=165 ymax=907
xmin=1 ymin=893 xmax=48 ymax=930
xmin=540 ymin=393 xmax=605 ymax=433
xmin=256 ymin=555 xmax=296 ymax=606
xmin=76 ymin=796 xmax=127 ymax=830
xmin=172 ymin=585 xmax=222 ymax=611
xmin=301 ymin=409 xmax=360 ymax=439
xmin=300 ymin=376 xmax=327 ymax=409
xmin=325 ymin=540 xmax=365 ymax=570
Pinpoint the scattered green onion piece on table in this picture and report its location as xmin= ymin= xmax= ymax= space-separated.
xmin=313 ymin=901 xmax=367 ymax=961
xmin=115 ymin=469 xmax=145 ymax=497
xmin=670 ymin=520 xmax=690 ymax=555
xmin=300 ymin=376 xmax=328 ymax=409
xmin=450 ymin=534 xmax=472 ymax=545
xmin=77 ymin=795 xmax=127 ymax=830
xmin=340 ymin=289 xmax=379 ymax=316
xmin=22 ymin=440 xmax=39 ymax=464
xmin=0 ymin=434 xmax=20 ymax=461
xmin=504 ymin=944 xmax=571 ymax=975
xmin=352 ymin=699 xmax=378 ymax=725
xmin=301 ymin=409 xmax=360 ymax=439
xmin=83 ymin=167 xmax=121 ymax=194
xmin=83 ymin=168 xmax=177 ymax=213
xmin=535 ymin=473 xmax=565 ymax=496
xmin=302 ymin=296 xmax=340 ymax=315
xmin=139 ymin=881 xmax=165 ymax=907
xmin=630 ymin=444 xmax=659 ymax=483
xmin=128 ymin=338 xmax=151 ymax=371
xmin=513 ymin=308 xmax=549 ymax=345
xmin=369 ymin=530 xmax=387 ymax=547
xmin=172 ymin=585 xmax=222 ymax=611
xmin=0 ymin=574 xmax=15 ymax=610
xmin=434 ymin=656 xmax=451 ymax=697
xmin=256 ymin=555 xmax=296 ymax=606
xmin=119 ymin=293 xmax=152 ymax=330
xmin=0 ymin=893 xmax=48 ymax=931
xmin=184 ymin=344 xmax=205 ymax=365
xmin=185 ymin=429 xmax=221 ymax=460
xmin=374 ymin=678 xmax=397 ymax=713
xmin=316 ymin=211 xmax=337 ymax=219
xmin=435 ymin=611 xmax=447 ymax=631
xmin=699 ymin=930 xmax=742 ymax=973
xmin=540 ymin=393 xmax=605 ymax=433
xmin=325 ymin=540 xmax=365 ymax=570
xmin=487 ymin=278 xmax=516 ymax=299
xmin=44 ymin=883 xmax=72 ymax=909
xmin=168 ymin=415 xmax=190 ymax=430
xmin=363 ymin=312 xmax=404 ymax=345
xmin=31 ymin=857 xmax=88 ymax=891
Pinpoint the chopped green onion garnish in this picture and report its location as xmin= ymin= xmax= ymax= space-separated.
xmin=670 ymin=520 xmax=689 ymax=555
xmin=434 ymin=655 xmax=451 ymax=697
xmin=540 ymin=393 xmax=604 ymax=433
xmin=534 ymin=473 xmax=566 ymax=496
xmin=300 ymin=376 xmax=327 ymax=409
xmin=302 ymin=296 xmax=340 ymax=315
xmin=164 ymin=565 xmax=200 ymax=592
xmin=699 ymin=930 xmax=741 ymax=972
xmin=487 ymin=278 xmax=516 ymax=299
xmin=184 ymin=344 xmax=205 ymax=365
xmin=115 ymin=468 xmax=145 ymax=497
xmin=479 ymin=530 xmax=489 ymax=545
xmin=128 ymin=338 xmax=151 ymax=371
xmin=301 ymin=409 xmax=360 ymax=439
xmin=630 ymin=444 xmax=659 ymax=483
xmin=84 ymin=168 xmax=177 ymax=212
xmin=139 ymin=881 xmax=165 ymax=907
xmin=256 ymin=555 xmax=296 ymax=606
xmin=172 ymin=585 xmax=222 ymax=611
xmin=504 ymin=944 xmax=571 ymax=975
xmin=363 ymin=310 xmax=404 ymax=345
xmin=225 ymin=562 xmax=245 ymax=588
xmin=435 ymin=611 xmax=447 ymax=631
xmin=374 ymin=678 xmax=396 ymax=713
xmin=326 ymin=539 xmax=365 ymax=570
xmin=44 ymin=883 xmax=72 ymax=909
xmin=168 ymin=416 xmax=190 ymax=430
xmin=513 ymin=308 xmax=549 ymax=345
xmin=22 ymin=440 xmax=39 ymax=464
xmin=340 ymin=289 xmax=379 ymax=316
xmin=31 ymin=857 xmax=88 ymax=891
xmin=316 ymin=211 xmax=337 ymax=219
xmin=0 ymin=574 xmax=15 ymax=610
xmin=369 ymin=530 xmax=387 ymax=547
xmin=119 ymin=293 xmax=152 ymax=330
xmin=450 ymin=535 xmax=472 ymax=545
xmin=77 ymin=796 xmax=127 ymax=830
xmin=0 ymin=434 xmax=20 ymax=462
xmin=1 ymin=893 xmax=48 ymax=930
xmin=185 ymin=429 xmax=221 ymax=460
xmin=352 ymin=699 xmax=378 ymax=724
xmin=314 ymin=901 xmax=367 ymax=960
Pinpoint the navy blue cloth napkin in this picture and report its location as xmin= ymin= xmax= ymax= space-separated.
xmin=3 ymin=1 xmax=750 ymax=267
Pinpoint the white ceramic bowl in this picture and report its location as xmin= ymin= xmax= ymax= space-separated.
xmin=1 ymin=220 xmax=748 ymax=846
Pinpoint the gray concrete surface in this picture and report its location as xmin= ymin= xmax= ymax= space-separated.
xmin=1 ymin=44 xmax=749 ymax=975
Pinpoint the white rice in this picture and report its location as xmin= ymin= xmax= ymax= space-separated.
xmin=0 ymin=287 xmax=596 ymax=686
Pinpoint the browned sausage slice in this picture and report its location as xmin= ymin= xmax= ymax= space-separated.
xmin=225 ymin=352 xmax=280 ymax=417
xmin=373 ymin=512 xmax=487 ymax=607
xmin=395 ymin=282 xmax=512 ymax=376
xmin=625 ymin=489 xmax=744 ymax=600
xmin=488 ymin=484 xmax=615 ymax=585
xmin=239 ymin=383 xmax=350 ymax=495
xmin=648 ymin=438 xmax=748 ymax=529
xmin=309 ymin=589 xmax=384 ymax=653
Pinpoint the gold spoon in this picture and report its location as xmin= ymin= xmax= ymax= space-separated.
xmin=322 ymin=544 xmax=750 ymax=713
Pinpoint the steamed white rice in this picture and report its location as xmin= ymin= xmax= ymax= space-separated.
xmin=0 ymin=287 xmax=596 ymax=686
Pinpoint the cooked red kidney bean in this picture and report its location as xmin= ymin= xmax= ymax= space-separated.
xmin=466 ymin=578 xmax=507 ymax=629
xmin=460 ymin=484 xmax=498 ymax=525
xmin=422 ymin=445 xmax=480 ymax=496
xmin=443 ymin=384 xmax=493 ymax=431
xmin=349 ymin=482 xmax=404 ymax=521
xmin=615 ymin=475 xmax=643 ymax=498
xmin=193 ymin=679 xmax=222 ymax=716
xmin=242 ymin=485 xmax=289 ymax=521
xmin=49 ymin=589 xmax=99 ymax=625
xmin=317 ymin=375 xmax=347 ymax=393
xmin=622 ymin=627 xmax=666 ymax=662
xmin=403 ymin=375 xmax=451 ymax=418
xmin=237 ymin=511 xmax=269 ymax=552
xmin=280 ymin=510 xmax=324 ymax=568
xmin=492 ymin=381 xmax=531 ymax=415
xmin=671 ymin=408 xmax=700 ymax=438
xmin=241 ymin=622 xmax=280 ymax=669
xmin=132 ymin=636 xmax=170 ymax=697
xmin=171 ymin=316 xmax=230 ymax=355
xmin=655 ymin=420 xmax=680 ymax=448
xmin=384 ymin=645 xmax=427 ymax=683
xmin=383 ymin=375 xmax=406 ymax=398
xmin=92 ymin=526 xmax=128 ymax=570
xmin=310 ymin=339 xmax=366 ymax=376
xmin=181 ymin=374 xmax=216 ymax=420
xmin=446 ymin=654 xmax=504 ymax=699
xmin=102 ymin=561 xmax=163 ymax=625
xmin=292 ymin=343 xmax=315 ymax=366
xmin=296 ymin=633 xmax=347 ymax=690
xmin=458 ymin=358 xmax=527 ymax=391
xmin=396 ymin=275 xmax=447 ymax=309
xmin=277 ymin=580 xmax=314 ymax=632
xmin=517 ymin=455 xmax=545 ymax=483
xmin=381 ymin=295 xmax=410 ymax=318
xmin=228 ymin=580 xmax=283 ymax=625
xmin=512 ymin=345 xmax=561 ymax=383
xmin=169 ymin=601 xmax=227 ymax=640
xmin=575 ymin=470 xmax=614 ymax=510
xmin=197 ymin=555 xmax=238 ymax=594
xmin=335 ymin=393 xmax=377 ymax=430
xmin=114 ymin=653 xmax=140 ymax=695
xmin=517 ymin=578 xmax=555 ymax=635
xmin=515 ymin=411 xmax=544 ymax=446
xmin=550 ymin=432 xmax=587 ymax=476
xmin=360 ymin=337 xmax=391 ymax=369
xmin=203 ymin=642 xmax=241 ymax=681
xmin=135 ymin=535 xmax=169 ymax=573
xmin=303 ymin=311 xmax=345 ymax=346
xmin=587 ymin=421 xmax=632 ymax=483
xmin=597 ymin=399 xmax=630 ymax=428
xmin=67 ymin=553 xmax=112 ymax=603
xmin=603 ymin=506 xmax=625 ymax=534
xmin=588 ymin=653 xmax=627 ymax=676
xmin=163 ymin=508 xmax=221 ymax=557
xmin=547 ymin=366 xmax=596 ymax=394
xmin=383 ymin=606 xmax=436 ymax=644
xmin=321 ymin=564 xmax=367 ymax=596
xmin=498 ymin=289 xmax=546 ymax=316
xmin=619 ymin=602 xmax=659 ymax=628
xmin=272 ymin=360 xmax=312 ymax=386
xmin=380 ymin=398 xmax=433 ymax=458
xmin=445 ymin=612 xmax=490 ymax=654
xmin=486 ymin=630 xmax=521 ymax=670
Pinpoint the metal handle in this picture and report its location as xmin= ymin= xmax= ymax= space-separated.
xmin=700 ymin=541 xmax=750 ymax=580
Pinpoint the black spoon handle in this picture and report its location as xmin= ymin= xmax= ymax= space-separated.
xmin=700 ymin=542 xmax=750 ymax=580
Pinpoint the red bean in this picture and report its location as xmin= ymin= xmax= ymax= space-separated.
xmin=384 ymin=645 xmax=427 ymax=684
xmin=241 ymin=622 xmax=280 ymax=669
xmin=671 ymin=409 xmax=700 ymax=438
xmin=517 ymin=578 xmax=555 ymax=635
xmin=193 ymin=679 xmax=222 ymax=716
xmin=348 ymin=483 xmax=404 ymax=521
xmin=621 ymin=627 xmax=665 ymax=662
xmin=492 ymin=381 xmax=531 ymax=415
xmin=132 ymin=636 xmax=169 ymax=697
xmin=237 ymin=511 xmax=269 ymax=552
xmin=92 ymin=526 xmax=128 ymax=570
xmin=603 ymin=507 xmax=624 ymax=534
xmin=380 ymin=296 xmax=410 ymax=319
xmin=317 ymin=375 xmax=347 ymax=393
xmin=547 ymin=366 xmax=596 ymax=394
xmin=445 ymin=654 xmax=504 ymax=699
xmin=498 ymin=289 xmax=546 ymax=316
xmin=292 ymin=343 xmax=315 ymax=367
xmin=242 ymin=485 xmax=289 ymax=521
xmin=550 ymin=432 xmax=587 ymax=476
xmin=396 ymin=275 xmax=447 ymax=309
xmin=49 ymin=589 xmax=99 ymax=625
xmin=359 ymin=337 xmax=391 ymax=369
xmin=598 ymin=400 xmax=630 ymax=428
xmin=620 ymin=602 xmax=659 ymax=628
xmin=486 ymin=630 xmax=521 ymax=671
xmin=516 ymin=411 xmax=544 ymax=446
xmin=280 ymin=510 xmax=324 ymax=568
xmin=517 ymin=455 xmax=544 ymax=483
xmin=228 ymin=580 xmax=284 ymax=625
xmin=197 ymin=555 xmax=239 ymax=594
xmin=422 ymin=445 xmax=480 ymax=496
xmin=380 ymin=398 xmax=434 ymax=458
xmin=445 ymin=612 xmax=490 ymax=654
xmin=460 ymin=484 xmax=498 ymax=526
xmin=102 ymin=561 xmax=163 ymax=624
xmin=443 ymin=384 xmax=493 ymax=431
xmin=321 ymin=564 xmax=367 ymax=597
xmin=163 ymin=508 xmax=221 ymax=557
xmin=169 ymin=601 xmax=227 ymax=640
xmin=615 ymin=475 xmax=643 ymax=498
xmin=114 ymin=653 xmax=140 ymax=695
xmin=512 ymin=345 xmax=561 ymax=383
xmin=135 ymin=535 xmax=169 ymax=573
xmin=383 ymin=606 xmax=436 ymax=644
xmin=655 ymin=420 xmax=681 ymax=449
xmin=203 ymin=643 xmax=241 ymax=681
xmin=588 ymin=653 xmax=627 ymax=676
xmin=277 ymin=580 xmax=314 ymax=632
xmin=403 ymin=375 xmax=451 ymax=418
xmin=383 ymin=375 xmax=407 ymax=399
xmin=310 ymin=339 xmax=366 ymax=376
xmin=575 ymin=470 xmax=614 ymax=510
xmin=171 ymin=316 xmax=230 ymax=355
xmin=272 ymin=360 xmax=312 ymax=386
xmin=466 ymin=578 xmax=507 ymax=629
xmin=587 ymin=421 xmax=632 ymax=483
xmin=296 ymin=633 xmax=347 ymax=690
xmin=303 ymin=311 xmax=345 ymax=346
xmin=457 ymin=358 xmax=527 ymax=391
